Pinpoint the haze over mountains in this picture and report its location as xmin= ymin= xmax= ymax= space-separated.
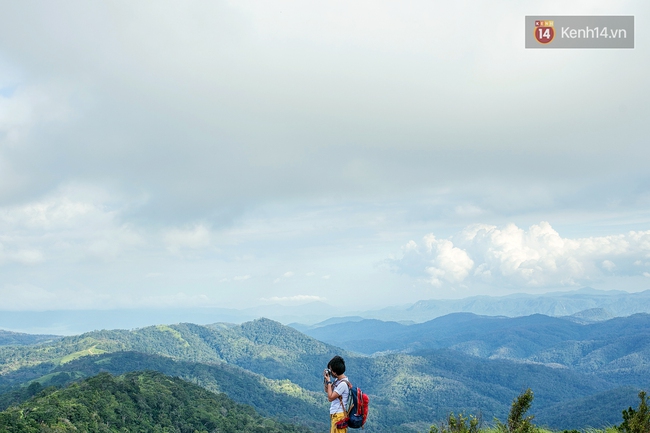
xmin=349 ymin=287 xmax=650 ymax=324
xmin=2 ymin=288 xmax=650 ymax=335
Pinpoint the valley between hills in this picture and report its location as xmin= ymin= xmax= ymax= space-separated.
xmin=1 ymin=311 xmax=649 ymax=432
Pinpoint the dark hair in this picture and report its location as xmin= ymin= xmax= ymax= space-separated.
xmin=328 ymin=355 xmax=346 ymax=375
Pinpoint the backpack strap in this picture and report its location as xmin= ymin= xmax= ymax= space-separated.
xmin=335 ymin=379 xmax=353 ymax=415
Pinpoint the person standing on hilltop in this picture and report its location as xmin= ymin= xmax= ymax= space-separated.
xmin=324 ymin=355 xmax=350 ymax=433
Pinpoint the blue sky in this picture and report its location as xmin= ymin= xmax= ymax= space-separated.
xmin=0 ymin=0 xmax=649 ymax=312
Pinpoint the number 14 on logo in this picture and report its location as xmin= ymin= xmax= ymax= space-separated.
xmin=534 ymin=20 xmax=555 ymax=44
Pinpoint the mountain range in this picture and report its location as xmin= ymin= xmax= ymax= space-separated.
xmin=1 ymin=312 xmax=649 ymax=431
xmin=2 ymin=288 xmax=650 ymax=335
xmin=384 ymin=288 xmax=650 ymax=322
xmin=295 ymin=311 xmax=650 ymax=371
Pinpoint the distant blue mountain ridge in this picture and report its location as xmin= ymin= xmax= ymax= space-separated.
xmin=354 ymin=287 xmax=650 ymax=323
xmin=0 ymin=330 xmax=61 ymax=346
xmin=294 ymin=310 xmax=650 ymax=381
xmin=1 ymin=287 xmax=649 ymax=335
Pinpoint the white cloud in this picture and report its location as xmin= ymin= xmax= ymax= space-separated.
xmin=164 ymin=224 xmax=212 ymax=251
xmin=454 ymin=204 xmax=484 ymax=218
xmin=86 ymin=224 xmax=144 ymax=260
xmin=10 ymin=249 xmax=44 ymax=265
xmin=0 ymin=84 xmax=72 ymax=145
xmin=274 ymin=271 xmax=294 ymax=283
xmin=602 ymin=260 xmax=616 ymax=272
xmin=422 ymin=236 xmax=474 ymax=286
xmin=0 ymin=246 xmax=44 ymax=265
xmin=392 ymin=222 xmax=650 ymax=289
xmin=0 ymin=185 xmax=144 ymax=264
xmin=0 ymin=190 xmax=110 ymax=231
xmin=0 ymin=0 xmax=646 ymax=224
xmin=0 ymin=2 xmax=648 ymax=311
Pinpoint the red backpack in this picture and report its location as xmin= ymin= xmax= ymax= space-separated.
xmin=336 ymin=379 xmax=370 ymax=429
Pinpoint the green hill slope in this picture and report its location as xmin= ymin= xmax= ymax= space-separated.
xmin=0 ymin=319 xmax=341 ymax=392
xmin=0 ymin=320 xmax=336 ymax=432
xmin=0 ymin=351 xmax=328 ymax=432
xmin=0 ymin=370 xmax=313 ymax=432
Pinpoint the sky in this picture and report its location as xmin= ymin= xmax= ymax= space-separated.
xmin=0 ymin=0 xmax=649 ymax=312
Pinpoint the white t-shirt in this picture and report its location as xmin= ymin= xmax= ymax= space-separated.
xmin=329 ymin=378 xmax=350 ymax=414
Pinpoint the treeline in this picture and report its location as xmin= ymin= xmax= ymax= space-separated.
xmin=0 ymin=351 xmax=328 ymax=432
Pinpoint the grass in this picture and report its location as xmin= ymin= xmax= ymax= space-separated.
xmin=58 ymin=346 xmax=107 ymax=364
xmin=154 ymin=325 xmax=190 ymax=347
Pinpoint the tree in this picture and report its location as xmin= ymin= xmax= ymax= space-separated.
xmin=496 ymin=388 xmax=536 ymax=433
xmin=619 ymin=391 xmax=650 ymax=433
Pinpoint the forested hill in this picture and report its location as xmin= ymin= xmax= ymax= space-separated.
xmin=0 ymin=318 xmax=339 ymax=385
xmin=0 ymin=370 xmax=313 ymax=432
xmin=0 ymin=351 xmax=328 ymax=431
xmin=0 ymin=330 xmax=61 ymax=346
xmin=0 ymin=316 xmax=648 ymax=431
xmin=0 ymin=318 xmax=337 ymax=431
xmin=299 ymin=312 xmax=650 ymax=372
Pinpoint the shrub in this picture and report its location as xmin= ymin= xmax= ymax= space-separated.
xmin=430 ymin=412 xmax=481 ymax=433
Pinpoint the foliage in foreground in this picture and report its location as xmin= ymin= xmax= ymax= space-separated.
xmin=431 ymin=388 xmax=537 ymax=433
xmin=0 ymin=370 xmax=312 ymax=433
xmin=431 ymin=388 xmax=650 ymax=433
xmin=430 ymin=412 xmax=481 ymax=433
xmin=619 ymin=391 xmax=650 ymax=433
xmin=496 ymin=388 xmax=536 ymax=433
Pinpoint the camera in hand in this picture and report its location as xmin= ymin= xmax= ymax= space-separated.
xmin=323 ymin=368 xmax=333 ymax=384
